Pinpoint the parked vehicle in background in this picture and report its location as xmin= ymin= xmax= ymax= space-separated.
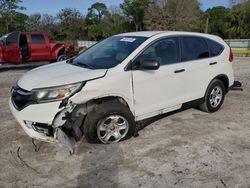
xmin=0 ymin=32 xmax=77 ymax=64
xmin=9 ymin=31 xmax=234 ymax=153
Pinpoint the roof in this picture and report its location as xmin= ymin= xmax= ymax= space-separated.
xmin=116 ymin=31 xmax=165 ymax=37
xmin=116 ymin=31 xmax=221 ymax=40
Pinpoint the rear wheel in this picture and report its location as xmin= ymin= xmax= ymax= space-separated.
xmin=199 ymin=79 xmax=225 ymax=113
xmin=83 ymin=101 xmax=136 ymax=144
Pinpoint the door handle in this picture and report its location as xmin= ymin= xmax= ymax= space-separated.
xmin=174 ymin=69 xmax=185 ymax=73
xmin=209 ymin=62 xmax=217 ymax=66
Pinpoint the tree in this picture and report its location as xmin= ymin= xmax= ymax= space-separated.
xmin=229 ymin=0 xmax=250 ymax=38
xmin=104 ymin=6 xmax=129 ymax=36
xmin=144 ymin=5 xmax=171 ymax=30
xmin=57 ymin=8 xmax=86 ymax=40
xmin=144 ymin=0 xmax=200 ymax=31
xmin=87 ymin=2 xmax=108 ymax=22
xmin=205 ymin=6 xmax=233 ymax=38
xmin=85 ymin=3 xmax=109 ymax=40
xmin=0 ymin=0 xmax=25 ymax=33
xmin=25 ymin=13 xmax=42 ymax=32
xmin=165 ymin=0 xmax=201 ymax=31
xmin=120 ymin=0 xmax=150 ymax=31
xmin=144 ymin=2 xmax=173 ymax=30
xmin=25 ymin=14 xmax=63 ymax=40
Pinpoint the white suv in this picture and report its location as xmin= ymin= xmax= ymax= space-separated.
xmin=9 ymin=31 xmax=234 ymax=151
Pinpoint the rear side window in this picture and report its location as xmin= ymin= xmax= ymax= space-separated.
xmin=30 ymin=34 xmax=46 ymax=44
xmin=137 ymin=37 xmax=180 ymax=65
xmin=181 ymin=37 xmax=209 ymax=61
xmin=206 ymin=39 xmax=224 ymax=57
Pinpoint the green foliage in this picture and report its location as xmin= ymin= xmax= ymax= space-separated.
xmin=1 ymin=0 xmax=250 ymax=40
xmin=0 ymin=0 xmax=26 ymax=34
xmin=86 ymin=3 xmax=129 ymax=40
xmin=205 ymin=6 xmax=232 ymax=38
xmin=120 ymin=0 xmax=150 ymax=31
xmin=144 ymin=0 xmax=200 ymax=31
xmin=57 ymin=8 xmax=85 ymax=40
xmin=87 ymin=2 xmax=108 ymax=22
xmin=200 ymin=0 xmax=250 ymax=39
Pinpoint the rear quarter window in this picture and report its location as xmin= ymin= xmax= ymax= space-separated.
xmin=206 ymin=39 xmax=224 ymax=57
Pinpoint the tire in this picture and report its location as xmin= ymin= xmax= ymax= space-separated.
xmin=83 ymin=101 xmax=136 ymax=144
xmin=57 ymin=54 xmax=69 ymax=62
xmin=199 ymin=79 xmax=226 ymax=113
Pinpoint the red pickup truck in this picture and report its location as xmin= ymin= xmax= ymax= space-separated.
xmin=0 ymin=32 xmax=77 ymax=64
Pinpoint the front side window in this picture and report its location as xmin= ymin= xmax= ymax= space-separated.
xmin=69 ymin=36 xmax=147 ymax=69
xmin=30 ymin=34 xmax=46 ymax=44
xmin=181 ymin=37 xmax=209 ymax=61
xmin=0 ymin=32 xmax=20 ymax=44
xmin=135 ymin=37 xmax=180 ymax=66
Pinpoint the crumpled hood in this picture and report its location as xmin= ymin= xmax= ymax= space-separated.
xmin=18 ymin=62 xmax=107 ymax=91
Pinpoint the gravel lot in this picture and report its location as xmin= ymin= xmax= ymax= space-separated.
xmin=0 ymin=57 xmax=250 ymax=188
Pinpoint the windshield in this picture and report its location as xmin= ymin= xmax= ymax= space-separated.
xmin=69 ymin=36 xmax=148 ymax=69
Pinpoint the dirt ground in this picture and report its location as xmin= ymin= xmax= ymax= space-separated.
xmin=0 ymin=57 xmax=250 ymax=188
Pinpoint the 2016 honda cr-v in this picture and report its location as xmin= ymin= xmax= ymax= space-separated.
xmin=9 ymin=31 xmax=234 ymax=152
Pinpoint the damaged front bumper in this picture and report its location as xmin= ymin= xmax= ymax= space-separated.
xmin=9 ymin=98 xmax=84 ymax=153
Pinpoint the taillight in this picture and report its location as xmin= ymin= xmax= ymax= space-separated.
xmin=229 ymin=48 xmax=234 ymax=63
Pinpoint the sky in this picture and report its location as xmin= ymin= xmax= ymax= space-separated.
xmin=20 ymin=0 xmax=230 ymax=16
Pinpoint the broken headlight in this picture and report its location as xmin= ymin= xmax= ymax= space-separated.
xmin=33 ymin=82 xmax=84 ymax=103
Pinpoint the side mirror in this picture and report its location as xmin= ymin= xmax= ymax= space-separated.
xmin=140 ymin=59 xmax=160 ymax=70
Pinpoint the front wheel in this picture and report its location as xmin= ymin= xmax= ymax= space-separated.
xmin=57 ymin=54 xmax=69 ymax=62
xmin=199 ymin=79 xmax=226 ymax=113
xmin=83 ymin=101 xmax=136 ymax=144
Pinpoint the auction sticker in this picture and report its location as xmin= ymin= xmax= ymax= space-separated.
xmin=120 ymin=38 xmax=136 ymax=42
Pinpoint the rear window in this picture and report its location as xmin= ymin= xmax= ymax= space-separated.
xmin=30 ymin=34 xmax=46 ymax=44
xmin=206 ymin=39 xmax=224 ymax=57
xmin=181 ymin=37 xmax=209 ymax=61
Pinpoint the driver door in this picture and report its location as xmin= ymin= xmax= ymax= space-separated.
xmin=131 ymin=37 xmax=186 ymax=120
xmin=3 ymin=32 xmax=21 ymax=63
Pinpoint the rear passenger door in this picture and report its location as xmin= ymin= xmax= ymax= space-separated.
xmin=180 ymin=36 xmax=213 ymax=101
xmin=29 ymin=34 xmax=51 ymax=61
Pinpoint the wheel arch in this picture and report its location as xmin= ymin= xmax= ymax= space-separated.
xmin=72 ymin=95 xmax=134 ymax=117
xmin=89 ymin=96 xmax=131 ymax=109
xmin=213 ymin=74 xmax=229 ymax=93
xmin=205 ymin=74 xmax=229 ymax=97
xmin=56 ymin=47 xmax=65 ymax=59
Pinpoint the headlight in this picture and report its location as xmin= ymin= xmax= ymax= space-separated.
xmin=33 ymin=82 xmax=84 ymax=103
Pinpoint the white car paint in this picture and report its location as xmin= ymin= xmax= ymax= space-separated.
xmin=18 ymin=61 xmax=107 ymax=90
xmin=9 ymin=31 xmax=234 ymax=143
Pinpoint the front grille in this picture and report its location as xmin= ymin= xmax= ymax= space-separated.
xmin=11 ymin=84 xmax=35 ymax=110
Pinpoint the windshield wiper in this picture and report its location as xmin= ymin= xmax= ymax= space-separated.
xmin=74 ymin=61 xmax=94 ymax=69
xmin=67 ymin=59 xmax=94 ymax=69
